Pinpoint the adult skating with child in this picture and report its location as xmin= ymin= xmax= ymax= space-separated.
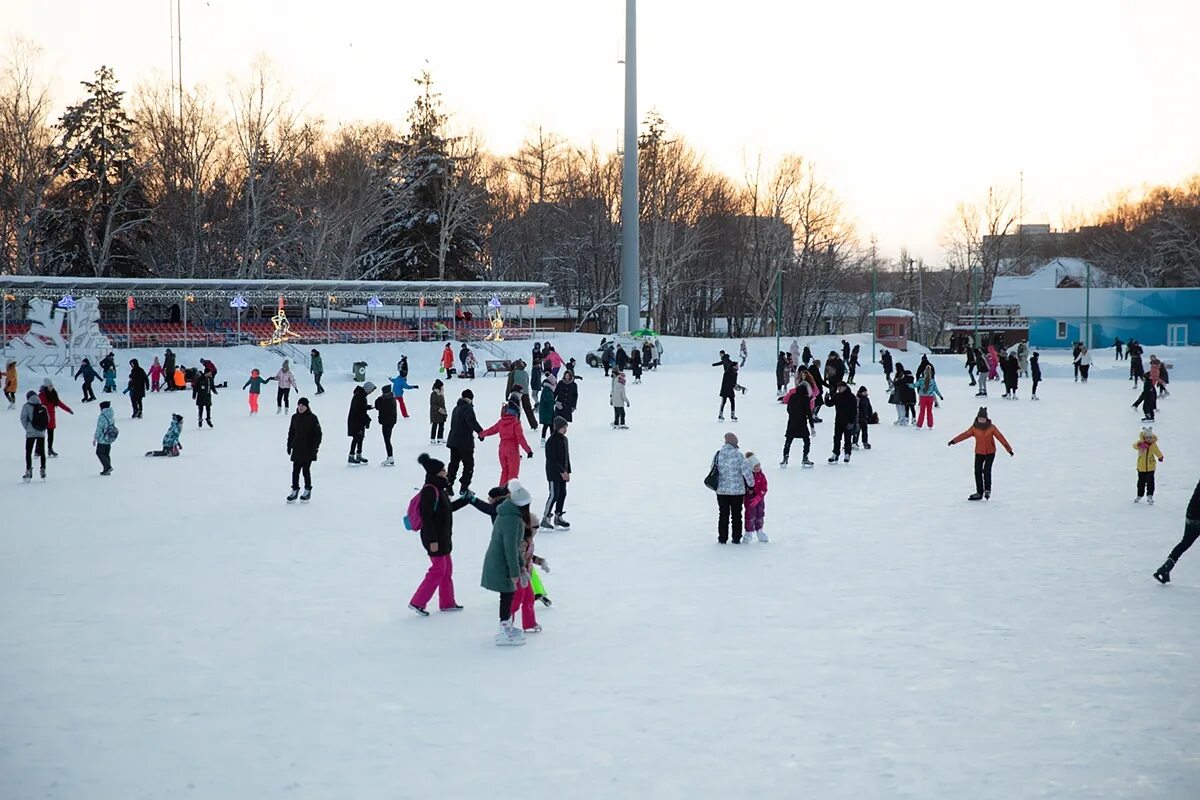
xmin=481 ymin=479 xmax=534 ymax=646
xmin=37 ymin=379 xmax=73 ymax=457
xmin=20 ymin=391 xmax=48 ymax=481
xmin=709 ymin=432 xmax=755 ymax=544
xmin=1153 ymin=479 xmax=1200 ymax=584
xmin=824 ymin=381 xmax=858 ymax=463
xmin=1132 ymin=428 xmax=1164 ymax=504
xmin=286 ymin=397 xmax=321 ymax=501
xmin=948 ymin=407 xmax=1015 ymax=501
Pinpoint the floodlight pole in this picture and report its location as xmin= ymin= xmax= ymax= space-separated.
xmin=619 ymin=0 xmax=639 ymax=333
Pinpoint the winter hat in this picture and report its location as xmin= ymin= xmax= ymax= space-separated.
xmin=297 ymin=397 xmax=310 ymax=407
xmin=381 ymin=383 xmax=393 ymax=394
xmin=433 ymin=379 xmax=444 ymax=390
xmin=976 ymin=406 xmax=989 ymax=420
xmin=99 ymin=400 xmax=111 ymax=409
xmin=26 ymin=390 xmax=36 ymax=399
xmin=42 ymin=377 xmax=53 ymax=388
xmin=553 ymin=415 xmax=568 ymax=431
xmin=508 ymin=391 xmax=523 ymax=404
xmin=362 ymin=381 xmax=377 ymax=394
xmin=857 ymin=386 xmax=869 ymax=396
xmin=461 ymin=389 xmax=474 ymax=400
xmin=417 ymin=452 xmax=446 ymax=477
xmin=507 ymin=479 xmax=532 ymax=507
xmin=746 ymin=454 xmax=761 ymax=470
xmin=724 ymin=432 xmax=739 ymax=446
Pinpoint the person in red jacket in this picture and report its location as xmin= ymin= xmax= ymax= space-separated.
xmin=37 ymin=378 xmax=74 ymax=458
xmin=148 ymin=357 xmax=165 ymax=392
xmin=948 ymin=406 xmax=1014 ymax=501
xmin=440 ymin=343 xmax=456 ymax=379
xmin=479 ymin=393 xmax=534 ymax=484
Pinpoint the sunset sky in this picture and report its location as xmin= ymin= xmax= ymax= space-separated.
xmin=6 ymin=0 xmax=1200 ymax=262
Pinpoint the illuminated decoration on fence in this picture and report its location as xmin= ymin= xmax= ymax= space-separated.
xmin=366 ymin=296 xmax=383 ymax=309
xmin=260 ymin=296 xmax=298 ymax=347
xmin=185 ymin=294 xmax=195 ymax=302
xmin=57 ymin=294 xmax=77 ymax=310
xmin=528 ymin=295 xmax=536 ymax=308
xmin=230 ymin=294 xmax=249 ymax=309
xmin=419 ymin=296 xmax=425 ymax=309
xmin=127 ymin=296 xmax=135 ymax=311
xmin=485 ymin=294 xmax=505 ymax=342
xmin=5 ymin=296 xmax=110 ymax=372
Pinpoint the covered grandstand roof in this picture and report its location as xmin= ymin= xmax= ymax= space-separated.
xmin=0 ymin=276 xmax=549 ymax=303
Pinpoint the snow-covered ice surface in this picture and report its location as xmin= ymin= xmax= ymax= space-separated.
xmin=3 ymin=335 xmax=1199 ymax=799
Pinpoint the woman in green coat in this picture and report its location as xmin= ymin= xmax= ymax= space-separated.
xmin=481 ymin=479 xmax=533 ymax=646
xmin=537 ymin=380 xmax=557 ymax=442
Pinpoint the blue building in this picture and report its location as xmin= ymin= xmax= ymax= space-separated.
xmin=989 ymin=259 xmax=1200 ymax=348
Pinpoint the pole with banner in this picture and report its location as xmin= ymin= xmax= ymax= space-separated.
xmin=368 ymin=295 xmax=382 ymax=343
xmin=126 ymin=296 xmax=134 ymax=347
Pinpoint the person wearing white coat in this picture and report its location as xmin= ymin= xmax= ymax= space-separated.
xmin=275 ymin=360 xmax=300 ymax=413
xmin=610 ymin=371 xmax=630 ymax=429
xmin=1073 ymin=346 xmax=1094 ymax=383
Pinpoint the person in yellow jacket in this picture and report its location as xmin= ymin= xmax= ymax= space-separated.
xmin=1133 ymin=427 xmax=1164 ymax=504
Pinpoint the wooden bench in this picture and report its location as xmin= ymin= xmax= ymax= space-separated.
xmin=484 ymin=359 xmax=512 ymax=376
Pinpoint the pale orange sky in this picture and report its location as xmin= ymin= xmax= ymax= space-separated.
xmin=6 ymin=0 xmax=1200 ymax=262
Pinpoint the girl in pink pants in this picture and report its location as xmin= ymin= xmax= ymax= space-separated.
xmin=510 ymin=518 xmax=548 ymax=632
xmin=408 ymin=453 xmax=470 ymax=616
xmin=915 ymin=367 xmax=943 ymax=429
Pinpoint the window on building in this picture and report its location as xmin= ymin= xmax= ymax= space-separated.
xmin=898 ymin=325 xmax=906 ymax=337
xmin=825 ymin=319 xmax=835 ymax=335
xmin=1056 ymin=321 xmax=1067 ymax=339
xmin=880 ymin=323 xmax=895 ymax=337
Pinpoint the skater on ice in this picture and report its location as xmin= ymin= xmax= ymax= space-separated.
xmin=1132 ymin=427 xmax=1164 ymax=504
xmin=20 ymin=391 xmax=48 ymax=481
xmin=1133 ymin=376 xmax=1157 ymax=422
xmin=37 ymin=378 xmax=73 ymax=457
xmin=145 ymin=414 xmax=184 ymax=457
xmin=346 ymin=382 xmax=375 ymax=464
xmin=286 ymin=398 xmax=321 ymax=502
xmin=742 ymin=453 xmax=769 ymax=543
xmin=609 ymin=370 xmax=629 ymax=429
xmin=948 ymin=407 xmax=1014 ymax=501
xmin=406 ymin=453 xmax=471 ymax=616
xmin=4 ymin=358 xmax=17 ymax=407
xmin=374 ymin=384 xmax=398 ymax=466
xmin=853 ymin=386 xmax=874 ymax=450
xmin=540 ymin=416 xmax=571 ymax=530
xmin=388 ymin=371 xmax=417 ymax=419
xmin=481 ymin=479 xmax=534 ymax=646
xmin=429 ymin=379 xmax=447 ymax=444
xmin=915 ymin=366 xmax=943 ymax=428
xmin=781 ymin=373 xmax=814 ymax=468
xmin=193 ymin=368 xmax=217 ymax=428
xmin=309 ymin=349 xmax=325 ymax=395
xmin=92 ymin=400 xmax=118 ymax=476
xmin=479 ymin=392 xmax=534 ymax=485
xmin=1153 ymin=479 xmax=1200 ymax=584
xmin=446 ymin=389 xmax=483 ymax=495
xmin=148 ymin=357 xmax=164 ymax=392
xmin=242 ymin=368 xmax=273 ymax=415
xmin=710 ymin=432 xmax=754 ymax=544
xmin=125 ymin=359 xmax=149 ymax=419
xmin=1030 ymin=352 xmax=1042 ymax=400
xmin=74 ymin=358 xmax=100 ymax=403
xmin=553 ymin=370 xmax=578 ymax=422
xmin=824 ymin=381 xmax=858 ymax=463
xmin=274 ymin=360 xmax=299 ymax=413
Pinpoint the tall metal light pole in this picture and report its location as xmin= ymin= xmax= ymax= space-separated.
xmin=1084 ymin=260 xmax=1091 ymax=349
xmin=619 ymin=0 xmax=639 ymax=334
xmin=871 ymin=259 xmax=878 ymax=364
xmin=774 ymin=268 xmax=783 ymax=357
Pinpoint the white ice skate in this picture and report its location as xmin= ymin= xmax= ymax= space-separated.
xmin=1147 ymin=496 xmax=1155 ymax=505
xmin=757 ymin=530 xmax=769 ymax=543
xmin=495 ymin=621 xmax=526 ymax=647
xmin=381 ymin=457 xmax=395 ymax=467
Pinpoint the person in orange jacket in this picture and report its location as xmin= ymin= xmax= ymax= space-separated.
xmin=948 ymin=406 xmax=1014 ymax=501
xmin=1132 ymin=427 xmax=1164 ymax=504
xmin=479 ymin=392 xmax=534 ymax=484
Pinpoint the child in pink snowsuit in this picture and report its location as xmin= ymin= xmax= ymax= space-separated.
xmin=986 ymin=346 xmax=1000 ymax=381
xmin=510 ymin=518 xmax=548 ymax=632
xmin=480 ymin=394 xmax=534 ymax=485
xmin=743 ymin=453 xmax=769 ymax=542
xmin=148 ymin=357 xmax=164 ymax=392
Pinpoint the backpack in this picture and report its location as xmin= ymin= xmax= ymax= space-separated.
xmin=403 ymin=485 xmax=438 ymax=531
xmin=30 ymin=404 xmax=48 ymax=431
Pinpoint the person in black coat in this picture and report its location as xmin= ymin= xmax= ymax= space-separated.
xmin=1030 ymin=352 xmax=1042 ymax=399
xmin=782 ymin=379 xmax=813 ymax=467
xmin=1153 ymin=478 xmax=1200 ymax=584
xmin=801 ymin=345 xmax=813 ymax=364
xmin=630 ymin=347 xmax=642 ymax=383
xmin=446 ymin=389 xmax=483 ymax=494
xmin=75 ymin=358 xmax=101 ymax=402
xmin=853 ymin=386 xmax=874 ymax=450
xmin=1129 ymin=342 xmax=1145 ymax=385
xmin=824 ymin=381 xmax=858 ymax=462
xmin=717 ymin=360 xmax=739 ymax=420
xmin=347 ymin=382 xmax=374 ymax=463
xmin=893 ymin=367 xmax=916 ymax=423
xmin=286 ymin=397 xmax=322 ymax=501
xmin=193 ymin=370 xmax=217 ymax=428
xmin=965 ymin=347 xmax=978 ymax=386
xmin=1133 ymin=377 xmax=1157 ymax=421
xmin=162 ymin=349 xmax=176 ymax=391
xmin=1001 ymin=353 xmax=1019 ymax=399
xmin=841 ymin=339 xmax=851 ymax=364
xmin=407 ymin=453 xmax=472 ymax=615
xmin=775 ymin=353 xmax=789 ymax=394
xmin=554 ymin=371 xmax=579 ymax=422
xmin=541 ymin=416 xmax=572 ymax=528
xmin=916 ymin=354 xmax=935 ymax=380
xmin=375 ymin=384 xmax=399 ymax=465
xmin=127 ymin=359 xmax=150 ymax=419
xmin=880 ymin=349 xmax=894 ymax=386
xmin=615 ymin=345 xmax=629 ymax=372
xmin=848 ymin=345 xmax=861 ymax=384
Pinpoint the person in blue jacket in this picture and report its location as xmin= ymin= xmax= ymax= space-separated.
xmin=389 ymin=373 xmax=418 ymax=419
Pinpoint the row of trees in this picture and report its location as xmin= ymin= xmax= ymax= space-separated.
xmin=0 ymin=46 xmax=868 ymax=335
xmin=3 ymin=43 xmax=1195 ymax=337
